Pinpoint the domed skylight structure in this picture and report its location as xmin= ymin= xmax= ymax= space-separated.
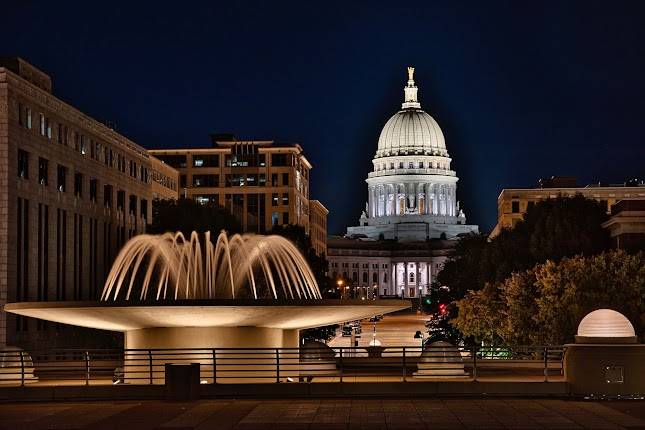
xmin=575 ymin=309 xmax=637 ymax=344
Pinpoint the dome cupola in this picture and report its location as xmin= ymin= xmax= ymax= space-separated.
xmin=375 ymin=67 xmax=447 ymax=158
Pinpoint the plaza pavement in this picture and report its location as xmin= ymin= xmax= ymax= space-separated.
xmin=0 ymin=398 xmax=643 ymax=429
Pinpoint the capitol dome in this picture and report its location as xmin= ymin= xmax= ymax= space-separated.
xmin=375 ymin=67 xmax=447 ymax=158
xmin=376 ymin=109 xmax=446 ymax=157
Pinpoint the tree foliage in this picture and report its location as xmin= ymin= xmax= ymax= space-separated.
xmin=149 ymin=198 xmax=241 ymax=236
xmin=438 ymin=195 xmax=609 ymax=299
xmin=452 ymin=250 xmax=645 ymax=345
xmin=269 ymin=224 xmax=334 ymax=298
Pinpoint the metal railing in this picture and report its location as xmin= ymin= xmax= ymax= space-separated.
xmin=0 ymin=345 xmax=565 ymax=386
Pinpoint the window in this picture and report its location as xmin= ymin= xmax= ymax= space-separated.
xmin=271 ymin=174 xmax=278 ymax=187
xmin=282 ymin=193 xmax=289 ymax=205
xmin=141 ymin=199 xmax=148 ymax=219
xmin=180 ymin=175 xmax=187 ymax=188
xmin=38 ymin=158 xmax=48 ymax=185
xmin=193 ymin=174 xmax=218 ymax=187
xmin=271 ymin=153 xmax=289 ymax=166
xmin=272 ymin=212 xmax=279 ymax=226
xmin=383 ymin=273 xmax=388 ymax=283
xmin=89 ymin=178 xmax=98 ymax=202
xmin=117 ymin=190 xmax=125 ymax=211
xmin=373 ymin=273 xmax=378 ymax=283
xmin=511 ymin=201 xmax=520 ymax=213
xmin=192 ymin=154 xmax=219 ymax=167
xmin=282 ymin=212 xmax=289 ymax=225
xmin=103 ymin=185 xmax=113 ymax=208
xmin=282 ymin=173 xmax=289 ymax=186
xmin=57 ymin=165 xmax=67 ymax=192
xmin=129 ymin=195 xmax=137 ymax=215
xmin=409 ymin=162 xmax=414 ymax=168
xmin=419 ymin=161 xmax=424 ymax=168
xmin=74 ymin=172 xmax=83 ymax=198
xmin=390 ymin=162 xmax=394 ymax=169
xmin=363 ymin=272 xmax=368 ymax=283
xmin=409 ymin=272 xmax=415 ymax=283
xmin=80 ymin=135 xmax=86 ymax=155
xmin=26 ymin=108 xmax=32 ymax=129
xmin=272 ymin=193 xmax=278 ymax=206
xmin=18 ymin=150 xmax=29 ymax=179
xmin=399 ymin=162 xmax=404 ymax=168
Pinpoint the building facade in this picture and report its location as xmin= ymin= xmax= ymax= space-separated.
xmin=309 ymin=200 xmax=328 ymax=256
xmin=491 ymin=176 xmax=645 ymax=237
xmin=328 ymin=67 xmax=478 ymax=299
xmin=150 ymin=155 xmax=179 ymax=200
xmin=0 ymin=58 xmax=169 ymax=349
xmin=602 ymin=200 xmax=645 ymax=251
xmin=149 ymin=138 xmax=326 ymax=251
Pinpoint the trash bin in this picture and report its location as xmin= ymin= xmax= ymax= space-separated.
xmin=165 ymin=363 xmax=200 ymax=400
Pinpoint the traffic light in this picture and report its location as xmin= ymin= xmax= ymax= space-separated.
xmin=424 ymin=297 xmax=432 ymax=305
xmin=438 ymin=303 xmax=447 ymax=315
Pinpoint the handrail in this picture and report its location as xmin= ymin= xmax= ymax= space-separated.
xmin=0 ymin=345 xmax=566 ymax=386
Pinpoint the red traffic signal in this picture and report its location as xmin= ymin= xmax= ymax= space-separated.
xmin=438 ymin=303 xmax=447 ymax=315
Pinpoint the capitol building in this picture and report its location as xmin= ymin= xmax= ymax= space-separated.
xmin=328 ymin=68 xmax=478 ymax=300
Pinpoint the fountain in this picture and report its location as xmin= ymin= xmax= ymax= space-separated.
xmin=5 ymin=231 xmax=409 ymax=382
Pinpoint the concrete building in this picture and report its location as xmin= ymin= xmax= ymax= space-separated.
xmin=602 ymin=200 xmax=645 ymax=251
xmin=149 ymin=137 xmax=327 ymax=254
xmin=328 ymin=236 xmax=451 ymax=301
xmin=491 ymin=176 xmax=645 ymax=237
xmin=328 ymin=67 xmax=478 ymax=299
xmin=0 ymin=58 xmax=175 ymax=349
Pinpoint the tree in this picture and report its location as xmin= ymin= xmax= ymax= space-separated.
xmin=438 ymin=195 xmax=609 ymax=299
xmin=452 ymin=250 xmax=645 ymax=345
xmin=270 ymin=224 xmax=334 ymax=298
xmin=149 ymin=198 xmax=241 ymax=236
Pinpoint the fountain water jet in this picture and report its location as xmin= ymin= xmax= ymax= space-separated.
xmin=101 ymin=231 xmax=321 ymax=302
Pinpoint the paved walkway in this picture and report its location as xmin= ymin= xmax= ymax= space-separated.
xmin=0 ymin=398 xmax=643 ymax=429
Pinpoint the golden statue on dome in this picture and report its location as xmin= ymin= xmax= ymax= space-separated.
xmin=407 ymin=66 xmax=415 ymax=81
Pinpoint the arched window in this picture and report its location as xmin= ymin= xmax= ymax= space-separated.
xmin=372 ymin=273 xmax=378 ymax=283
xmin=362 ymin=272 xmax=368 ymax=283
xmin=383 ymin=273 xmax=388 ymax=283
xmin=352 ymin=272 xmax=358 ymax=281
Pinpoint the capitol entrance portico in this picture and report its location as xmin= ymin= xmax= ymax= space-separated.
xmin=391 ymin=261 xmax=431 ymax=298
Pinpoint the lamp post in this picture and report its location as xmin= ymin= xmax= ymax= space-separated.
xmin=337 ymin=279 xmax=344 ymax=299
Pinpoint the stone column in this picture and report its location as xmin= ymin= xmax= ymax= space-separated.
xmin=404 ymin=262 xmax=408 ymax=298
xmin=417 ymin=262 xmax=421 ymax=296
xmin=426 ymin=263 xmax=431 ymax=294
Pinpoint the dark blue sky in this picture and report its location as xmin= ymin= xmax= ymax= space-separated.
xmin=4 ymin=1 xmax=644 ymax=234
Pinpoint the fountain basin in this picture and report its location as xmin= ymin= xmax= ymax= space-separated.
xmin=5 ymin=299 xmax=409 ymax=383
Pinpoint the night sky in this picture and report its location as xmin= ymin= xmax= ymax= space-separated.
xmin=4 ymin=1 xmax=644 ymax=234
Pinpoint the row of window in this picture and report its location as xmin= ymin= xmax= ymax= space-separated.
xmin=17 ymin=149 xmax=148 ymax=217
xmin=375 ymin=160 xmax=448 ymax=171
xmin=151 ymin=170 xmax=178 ymax=191
xmin=155 ymin=152 xmax=309 ymax=179
xmin=179 ymin=172 xmax=290 ymax=189
xmin=330 ymin=262 xmax=389 ymax=269
xmin=17 ymin=102 xmax=149 ymax=184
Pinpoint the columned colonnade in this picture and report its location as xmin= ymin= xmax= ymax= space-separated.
xmin=368 ymin=183 xmax=456 ymax=217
